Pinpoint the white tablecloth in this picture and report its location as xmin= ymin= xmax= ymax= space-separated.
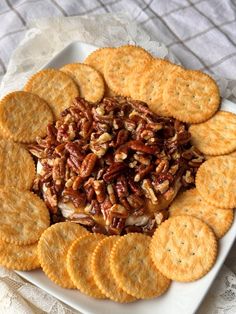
xmin=0 ymin=1 xmax=236 ymax=313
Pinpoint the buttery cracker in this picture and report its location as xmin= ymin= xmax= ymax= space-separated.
xmin=91 ymin=236 xmax=136 ymax=303
xmin=150 ymin=216 xmax=218 ymax=281
xmin=0 ymin=241 xmax=40 ymax=270
xmin=24 ymin=69 xmax=79 ymax=119
xmin=84 ymin=47 xmax=115 ymax=76
xmin=163 ymin=69 xmax=220 ymax=123
xmin=0 ymin=91 xmax=54 ymax=143
xmin=84 ymin=47 xmax=117 ymax=97
xmin=0 ymin=187 xmax=50 ymax=245
xmin=110 ymin=233 xmax=170 ymax=299
xmin=190 ymin=111 xmax=236 ymax=156
xmin=129 ymin=59 xmax=182 ymax=117
xmin=61 ymin=63 xmax=105 ymax=102
xmin=169 ymin=188 xmax=233 ymax=238
xmin=104 ymin=45 xmax=152 ymax=96
xmin=67 ymin=234 xmax=106 ymax=298
xmin=0 ymin=139 xmax=35 ymax=189
xmin=38 ymin=222 xmax=89 ymax=289
xmin=196 ymin=156 xmax=236 ymax=208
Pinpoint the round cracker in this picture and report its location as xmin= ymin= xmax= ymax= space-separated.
xmin=0 ymin=91 xmax=54 ymax=143
xmin=169 ymin=189 xmax=233 ymax=238
xmin=110 ymin=233 xmax=170 ymax=299
xmin=0 ymin=241 xmax=40 ymax=270
xmin=104 ymin=45 xmax=152 ymax=96
xmin=196 ymin=156 xmax=236 ymax=208
xmin=129 ymin=59 xmax=182 ymax=117
xmin=38 ymin=222 xmax=89 ymax=289
xmin=150 ymin=216 xmax=218 ymax=282
xmin=205 ymin=150 xmax=236 ymax=160
xmin=61 ymin=63 xmax=105 ymax=102
xmin=24 ymin=69 xmax=79 ymax=119
xmin=67 ymin=234 xmax=106 ymax=298
xmin=84 ymin=47 xmax=115 ymax=75
xmin=91 ymin=236 xmax=136 ymax=303
xmin=162 ymin=69 xmax=220 ymax=123
xmin=0 ymin=139 xmax=35 ymax=189
xmin=0 ymin=187 xmax=50 ymax=245
xmin=190 ymin=111 xmax=236 ymax=156
xmin=84 ymin=47 xmax=117 ymax=97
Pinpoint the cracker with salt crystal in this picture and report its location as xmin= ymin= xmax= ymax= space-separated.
xmin=190 ymin=111 xmax=236 ymax=156
xmin=24 ymin=69 xmax=79 ymax=119
xmin=110 ymin=233 xmax=170 ymax=299
xmin=129 ymin=59 xmax=182 ymax=117
xmin=163 ymin=69 xmax=220 ymax=123
xmin=0 ymin=187 xmax=50 ymax=245
xmin=61 ymin=63 xmax=105 ymax=102
xmin=92 ymin=236 xmax=136 ymax=303
xmin=0 ymin=91 xmax=53 ymax=143
xmin=104 ymin=45 xmax=152 ymax=96
xmin=0 ymin=241 xmax=40 ymax=270
xmin=169 ymin=188 xmax=233 ymax=238
xmin=0 ymin=139 xmax=35 ymax=189
xmin=196 ymin=156 xmax=236 ymax=208
xmin=38 ymin=222 xmax=89 ymax=289
xmin=150 ymin=216 xmax=218 ymax=281
xmin=67 ymin=234 xmax=106 ymax=297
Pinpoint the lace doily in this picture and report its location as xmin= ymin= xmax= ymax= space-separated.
xmin=0 ymin=13 xmax=236 ymax=314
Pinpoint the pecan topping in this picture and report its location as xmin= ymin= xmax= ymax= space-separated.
xmin=30 ymin=96 xmax=204 ymax=233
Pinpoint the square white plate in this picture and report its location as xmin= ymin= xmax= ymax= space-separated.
xmin=16 ymin=41 xmax=236 ymax=314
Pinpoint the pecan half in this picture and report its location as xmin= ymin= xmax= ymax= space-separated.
xmin=80 ymin=153 xmax=97 ymax=177
xmin=103 ymin=162 xmax=127 ymax=183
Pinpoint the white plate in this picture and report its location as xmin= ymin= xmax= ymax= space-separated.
xmin=16 ymin=41 xmax=236 ymax=314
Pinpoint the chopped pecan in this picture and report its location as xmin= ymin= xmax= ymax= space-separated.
xmin=109 ymin=217 xmax=126 ymax=234
xmin=155 ymin=159 xmax=169 ymax=174
xmin=80 ymin=153 xmax=97 ymax=177
xmin=93 ymin=180 xmax=106 ymax=203
xmin=55 ymin=143 xmax=67 ymax=156
xmin=127 ymin=194 xmax=144 ymax=209
xmin=114 ymin=144 xmax=128 ymax=162
xmin=128 ymin=178 xmax=143 ymax=196
xmin=115 ymin=175 xmax=129 ymax=198
xmin=109 ymin=204 xmax=128 ymax=218
xmin=72 ymin=176 xmax=84 ymax=190
xmin=28 ymin=144 xmax=46 ymax=158
xmin=103 ymin=162 xmax=127 ymax=183
xmin=62 ymin=188 xmax=86 ymax=208
xmin=142 ymin=218 xmax=157 ymax=235
xmin=68 ymin=213 xmax=95 ymax=226
xmin=83 ymin=178 xmax=95 ymax=202
xmin=133 ymin=153 xmax=151 ymax=165
xmin=134 ymin=164 xmax=154 ymax=182
xmin=107 ymin=184 xmax=117 ymax=204
xmin=112 ymin=129 xmax=129 ymax=148
xmin=154 ymin=211 xmax=168 ymax=225
xmin=119 ymin=197 xmax=132 ymax=211
xmin=154 ymin=180 xmax=170 ymax=194
xmin=43 ymin=185 xmax=58 ymax=214
xmin=182 ymin=170 xmax=194 ymax=186
xmin=128 ymin=140 xmax=158 ymax=154
xmin=89 ymin=199 xmax=101 ymax=215
xmin=65 ymin=142 xmax=84 ymax=161
xmin=163 ymin=187 xmax=175 ymax=200
xmin=142 ymin=179 xmax=158 ymax=204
